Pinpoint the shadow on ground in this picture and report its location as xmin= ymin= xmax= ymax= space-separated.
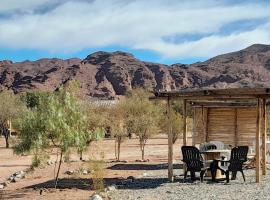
xmin=23 ymin=177 xmax=172 ymax=191
xmin=108 ymin=163 xmax=182 ymax=170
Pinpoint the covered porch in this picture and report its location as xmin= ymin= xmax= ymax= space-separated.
xmin=153 ymin=88 xmax=270 ymax=183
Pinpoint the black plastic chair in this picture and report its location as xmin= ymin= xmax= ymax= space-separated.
xmin=181 ymin=146 xmax=209 ymax=182
xmin=210 ymin=146 xmax=249 ymax=183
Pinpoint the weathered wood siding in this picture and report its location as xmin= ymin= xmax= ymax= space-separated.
xmin=193 ymin=107 xmax=257 ymax=146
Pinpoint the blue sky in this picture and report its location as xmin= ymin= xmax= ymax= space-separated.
xmin=0 ymin=0 xmax=270 ymax=65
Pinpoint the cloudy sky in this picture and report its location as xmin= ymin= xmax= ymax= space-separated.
xmin=0 ymin=0 xmax=270 ymax=64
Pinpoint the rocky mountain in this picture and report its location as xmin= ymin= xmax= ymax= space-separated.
xmin=1 ymin=44 xmax=270 ymax=99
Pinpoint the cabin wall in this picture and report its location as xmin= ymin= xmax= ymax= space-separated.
xmin=193 ymin=107 xmax=257 ymax=146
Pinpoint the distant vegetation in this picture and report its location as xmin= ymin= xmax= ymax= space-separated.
xmin=0 ymin=82 xmax=191 ymax=188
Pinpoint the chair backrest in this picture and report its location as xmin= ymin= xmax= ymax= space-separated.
xmin=209 ymin=141 xmax=225 ymax=150
xmin=199 ymin=142 xmax=217 ymax=152
xmin=182 ymin=146 xmax=203 ymax=171
xmin=228 ymin=146 xmax=249 ymax=171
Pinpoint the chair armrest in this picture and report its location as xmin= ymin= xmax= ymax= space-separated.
xmin=214 ymin=159 xmax=230 ymax=162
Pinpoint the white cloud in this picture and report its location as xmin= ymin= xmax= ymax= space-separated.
xmin=0 ymin=0 xmax=270 ymax=58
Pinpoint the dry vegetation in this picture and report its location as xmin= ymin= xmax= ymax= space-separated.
xmin=0 ymin=85 xmax=192 ymax=199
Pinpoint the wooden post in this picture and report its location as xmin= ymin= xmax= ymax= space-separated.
xmin=167 ymin=97 xmax=174 ymax=182
xmin=256 ymin=98 xmax=262 ymax=183
xmin=262 ymin=99 xmax=266 ymax=175
xmin=234 ymin=108 xmax=238 ymax=147
xmin=183 ymin=99 xmax=187 ymax=146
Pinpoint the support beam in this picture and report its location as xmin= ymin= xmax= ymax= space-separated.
xmin=183 ymin=99 xmax=187 ymax=146
xmin=256 ymin=98 xmax=262 ymax=183
xmin=234 ymin=108 xmax=238 ymax=147
xmin=262 ymin=99 xmax=267 ymax=175
xmin=167 ymin=97 xmax=174 ymax=182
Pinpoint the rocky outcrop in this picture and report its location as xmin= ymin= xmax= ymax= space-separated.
xmin=1 ymin=44 xmax=270 ymax=98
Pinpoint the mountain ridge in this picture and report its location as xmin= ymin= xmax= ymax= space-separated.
xmin=1 ymin=44 xmax=270 ymax=99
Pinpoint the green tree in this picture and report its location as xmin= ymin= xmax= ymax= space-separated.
xmin=124 ymin=89 xmax=161 ymax=161
xmin=14 ymin=88 xmax=100 ymax=188
xmin=20 ymin=91 xmax=48 ymax=108
xmin=109 ymin=102 xmax=128 ymax=161
xmin=0 ymin=90 xmax=27 ymax=148
xmin=79 ymin=101 xmax=107 ymax=160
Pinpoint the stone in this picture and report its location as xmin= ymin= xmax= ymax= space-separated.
xmin=107 ymin=185 xmax=117 ymax=191
xmin=82 ymin=170 xmax=88 ymax=175
xmin=47 ymin=160 xmax=56 ymax=165
xmin=3 ymin=181 xmax=10 ymax=187
xmin=90 ymin=194 xmax=103 ymax=200
xmin=10 ymin=177 xmax=20 ymax=183
xmin=0 ymin=184 xmax=4 ymax=189
xmin=65 ymin=170 xmax=74 ymax=175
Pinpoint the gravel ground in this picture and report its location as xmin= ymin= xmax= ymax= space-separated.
xmin=110 ymin=169 xmax=270 ymax=200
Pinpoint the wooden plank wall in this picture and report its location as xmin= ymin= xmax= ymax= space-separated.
xmin=193 ymin=107 xmax=257 ymax=146
xmin=208 ymin=108 xmax=235 ymax=145
xmin=237 ymin=108 xmax=257 ymax=146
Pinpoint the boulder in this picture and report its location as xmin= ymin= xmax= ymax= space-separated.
xmin=90 ymin=194 xmax=103 ymax=200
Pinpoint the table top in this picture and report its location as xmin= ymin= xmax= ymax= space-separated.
xmin=200 ymin=149 xmax=231 ymax=153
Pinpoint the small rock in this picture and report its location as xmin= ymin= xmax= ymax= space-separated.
xmin=3 ymin=181 xmax=10 ymax=187
xmin=142 ymin=173 xmax=148 ymax=177
xmin=82 ymin=170 xmax=88 ymax=175
xmin=65 ymin=170 xmax=74 ymax=175
xmin=10 ymin=177 xmax=20 ymax=183
xmin=107 ymin=185 xmax=117 ymax=191
xmin=47 ymin=160 xmax=54 ymax=165
xmin=90 ymin=194 xmax=103 ymax=200
xmin=0 ymin=184 xmax=4 ymax=189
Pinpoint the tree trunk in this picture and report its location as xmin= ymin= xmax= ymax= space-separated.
xmin=0 ymin=123 xmax=10 ymax=148
xmin=79 ymin=150 xmax=83 ymax=161
xmin=139 ymin=137 xmax=145 ymax=161
xmin=114 ymin=139 xmax=117 ymax=160
xmin=54 ymin=150 xmax=63 ymax=188
xmin=4 ymin=130 xmax=9 ymax=148
xmin=117 ymin=137 xmax=121 ymax=161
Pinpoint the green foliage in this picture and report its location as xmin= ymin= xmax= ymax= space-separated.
xmin=108 ymin=102 xmax=128 ymax=160
xmin=20 ymin=91 xmax=48 ymax=108
xmin=15 ymin=88 xmax=98 ymax=154
xmin=172 ymin=100 xmax=193 ymax=117
xmin=0 ymin=89 xmax=27 ymax=148
xmin=123 ymin=89 xmax=162 ymax=160
xmin=14 ymin=87 xmax=105 ymax=187
xmin=0 ymin=89 xmax=27 ymax=123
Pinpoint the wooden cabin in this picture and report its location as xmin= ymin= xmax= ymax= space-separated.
xmin=152 ymin=87 xmax=270 ymax=183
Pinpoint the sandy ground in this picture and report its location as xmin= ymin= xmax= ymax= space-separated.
xmin=0 ymin=136 xmax=187 ymax=200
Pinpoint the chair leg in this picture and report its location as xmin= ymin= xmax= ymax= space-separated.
xmin=191 ymin=171 xmax=196 ymax=181
xmin=240 ymin=170 xmax=246 ymax=182
xmin=231 ymin=171 xmax=237 ymax=180
xmin=225 ymin=171 xmax=230 ymax=183
xmin=210 ymin=162 xmax=217 ymax=182
xmin=184 ymin=171 xmax=188 ymax=181
xmin=200 ymin=170 xmax=206 ymax=182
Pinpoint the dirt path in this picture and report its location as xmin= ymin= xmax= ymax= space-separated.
xmin=0 ymin=136 xmax=189 ymax=200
